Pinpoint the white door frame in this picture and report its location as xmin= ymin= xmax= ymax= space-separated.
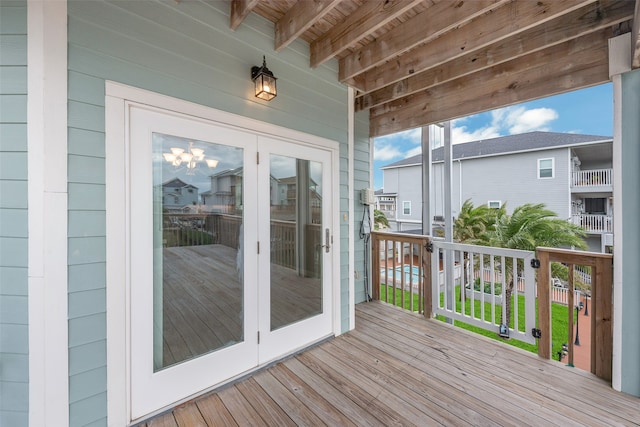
xmin=105 ymin=82 xmax=341 ymax=425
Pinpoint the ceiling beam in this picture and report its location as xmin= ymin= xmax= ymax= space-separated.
xmin=309 ymin=0 xmax=423 ymax=68
xmin=369 ymin=29 xmax=612 ymax=137
xmin=348 ymin=0 xmax=597 ymax=93
xmin=356 ymin=0 xmax=634 ymax=111
xmin=339 ymin=0 xmax=508 ymax=82
xmin=230 ymin=0 xmax=259 ymax=31
xmin=632 ymin=0 xmax=640 ymax=68
xmin=274 ymin=0 xmax=342 ymax=52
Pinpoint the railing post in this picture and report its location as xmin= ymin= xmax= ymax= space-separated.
xmin=537 ymin=249 xmax=551 ymax=359
xmin=423 ymin=238 xmax=432 ymax=318
xmin=592 ymin=257 xmax=613 ymax=381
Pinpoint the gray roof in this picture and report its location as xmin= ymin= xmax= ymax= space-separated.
xmin=381 ymin=131 xmax=611 ymax=169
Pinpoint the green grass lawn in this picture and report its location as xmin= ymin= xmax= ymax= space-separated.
xmin=379 ymin=284 xmax=570 ymax=357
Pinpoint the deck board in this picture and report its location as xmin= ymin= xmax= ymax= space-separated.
xmin=141 ymin=301 xmax=640 ymax=427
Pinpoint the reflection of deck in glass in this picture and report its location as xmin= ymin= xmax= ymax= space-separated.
xmin=159 ymin=217 xmax=322 ymax=369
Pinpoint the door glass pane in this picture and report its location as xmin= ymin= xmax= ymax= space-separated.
xmin=269 ymin=155 xmax=323 ymax=331
xmin=152 ymin=133 xmax=244 ymax=371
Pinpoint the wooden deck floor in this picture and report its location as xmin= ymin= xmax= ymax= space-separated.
xmin=142 ymin=301 xmax=640 ymax=426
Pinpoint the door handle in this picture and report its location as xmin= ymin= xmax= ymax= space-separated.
xmin=324 ymin=228 xmax=330 ymax=253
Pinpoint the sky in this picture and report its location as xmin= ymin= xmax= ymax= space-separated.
xmin=373 ymin=84 xmax=613 ymax=190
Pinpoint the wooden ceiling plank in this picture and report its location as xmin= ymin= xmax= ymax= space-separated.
xmin=356 ymin=0 xmax=634 ymax=111
xmin=309 ymin=0 xmax=424 ymax=68
xmin=274 ymin=0 xmax=342 ymax=52
xmin=370 ymin=28 xmax=609 ymax=117
xmin=339 ymin=0 xmax=508 ymax=82
xmin=349 ymin=0 xmax=597 ymax=93
xmin=632 ymin=0 xmax=640 ymax=68
xmin=230 ymin=0 xmax=260 ymax=31
xmin=369 ymin=29 xmax=612 ymax=137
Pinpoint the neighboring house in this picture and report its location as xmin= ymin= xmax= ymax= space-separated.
xmin=161 ymin=178 xmax=199 ymax=211
xmin=200 ymin=167 xmax=244 ymax=214
xmin=378 ymin=132 xmax=613 ymax=253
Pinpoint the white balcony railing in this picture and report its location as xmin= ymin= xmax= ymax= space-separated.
xmin=572 ymin=214 xmax=612 ymax=233
xmin=571 ymin=168 xmax=612 ymax=187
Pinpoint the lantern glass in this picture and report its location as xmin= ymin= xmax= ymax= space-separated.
xmin=254 ymin=73 xmax=277 ymax=101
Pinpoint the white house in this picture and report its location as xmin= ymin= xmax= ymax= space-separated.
xmin=378 ymin=131 xmax=613 ymax=253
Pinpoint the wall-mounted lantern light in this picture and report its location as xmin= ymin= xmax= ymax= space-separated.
xmin=251 ymin=56 xmax=277 ymax=101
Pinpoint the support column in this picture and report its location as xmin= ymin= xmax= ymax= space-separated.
xmin=610 ymin=33 xmax=640 ymax=397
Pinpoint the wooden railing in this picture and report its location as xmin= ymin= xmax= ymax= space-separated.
xmin=536 ymin=247 xmax=613 ymax=382
xmin=371 ymin=235 xmax=614 ymax=382
xmin=371 ymin=231 xmax=431 ymax=316
xmin=571 ymin=214 xmax=612 ymax=233
xmin=571 ymin=168 xmax=612 ymax=187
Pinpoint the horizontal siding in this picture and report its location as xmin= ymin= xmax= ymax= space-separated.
xmin=0 ymin=2 xmax=28 ymax=426
xmin=352 ymin=110 xmax=371 ymax=310
xmin=67 ymin=0 xmax=361 ymax=424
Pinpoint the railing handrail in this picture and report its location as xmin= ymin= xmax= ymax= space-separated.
xmin=571 ymin=168 xmax=612 ymax=187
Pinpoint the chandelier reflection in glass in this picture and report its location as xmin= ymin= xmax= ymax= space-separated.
xmin=163 ymin=141 xmax=219 ymax=175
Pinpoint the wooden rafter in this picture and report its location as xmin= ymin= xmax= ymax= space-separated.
xmin=274 ymin=0 xmax=342 ymax=52
xmin=369 ymin=29 xmax=613 ymax=137
xmin=230 ymin=0 xmax=259 ymax=31
xmin=339 ymin=0 xmax=508 ymax=82
xmin=633 ymin=0 xmax=640 ymax=68
xmin=309 ymin=0 xmax=424 ymax=68
xmin=355 ymin=0 xmax=635 ymax=111
xmin=346 ymin=0 xmax=597 ymax=93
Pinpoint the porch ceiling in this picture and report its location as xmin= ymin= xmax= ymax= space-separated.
xmin=231 ymin=0 xmax=640 ymax=138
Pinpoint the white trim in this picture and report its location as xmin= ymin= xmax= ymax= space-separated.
xmin=348 ymin=87 xmax=355 ymax=329
xmin=402 ymin=201 xmax=412 ymax=216
xmin=611 ymin=73 xmax=623 ymax=392
xmin=487 ymin=200 xmax=502 ymax=209
xmin=537 ymin=157 xmax=555 ymax=179
xmin=106 ymin=82 xmax=342 ymax=423
xmin=27 ymin=1 xmax=69 ymax=426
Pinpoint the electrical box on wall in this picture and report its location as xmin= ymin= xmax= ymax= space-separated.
xmin=360 ymin=188 xmax=374 ymax=205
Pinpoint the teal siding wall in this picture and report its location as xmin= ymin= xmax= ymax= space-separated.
xmin=352 ymin=111 xmax=371 ymax=307
xmin=67 ymin=0 xmax=367 ymax=424
xmin=0 ymin=1 xmax=29 ymax=426
xmin=620 ymin=68 xmax=640 ymax=397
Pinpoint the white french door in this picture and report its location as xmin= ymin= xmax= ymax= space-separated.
xmin=257 ymin=137 xmax=334 ymax=363
xmin=126 ymin=105 xmax=334 ymax=421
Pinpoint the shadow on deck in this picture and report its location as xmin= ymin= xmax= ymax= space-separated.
xmin=142 ymin=301 xmax=639 ymax=426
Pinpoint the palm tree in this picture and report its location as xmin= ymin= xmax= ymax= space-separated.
xmin=373 ymin=209 xmax=389 ymax=231
xmin=453 ymin=200 xmax=494 ymax=300
xmin=486 ymin=203 xmax=587 ymax=329
xmin=453 ymin=199 xmax=493 ymax=244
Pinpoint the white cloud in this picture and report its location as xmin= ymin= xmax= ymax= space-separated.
xmin=373 ymin=144 xmax=404 ymax=161
xmin=451 ymin=105 xmax=559 ymax=144
xmin=405 ymin=146 xmax=422 ymax=157
xmin=503 ymin=106 xmax=558 ymax=134
xmin=374 ymin=128 xmax=422 ymax=161
xmin=451 ymin=125 xmax=501 ymax=144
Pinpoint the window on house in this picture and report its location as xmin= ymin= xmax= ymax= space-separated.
xmin=488 ymin=200 xmax=501 ymax=209
xmin=403 ymin=201 xmax=411 ymax=215
xmin=538 ymin=158 xmax=554 ymax=178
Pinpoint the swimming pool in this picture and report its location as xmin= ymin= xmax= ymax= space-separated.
xmin=383 ymin=265 xmax=422 ymax=284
